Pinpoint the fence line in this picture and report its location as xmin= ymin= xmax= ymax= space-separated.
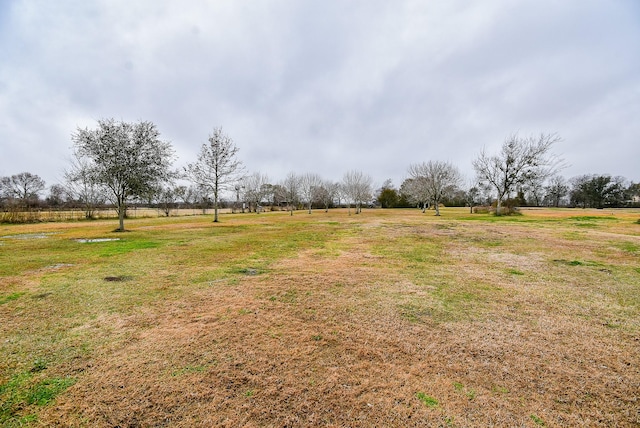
xmin=0 ymin=207 xmax=235 ymax=223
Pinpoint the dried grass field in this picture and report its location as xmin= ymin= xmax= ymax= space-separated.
xmin=1 ymin=208 xmax=639 ymax=427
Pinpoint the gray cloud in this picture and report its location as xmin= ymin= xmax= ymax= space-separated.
xmin=1 ymin=0 xmax=638 ymax=190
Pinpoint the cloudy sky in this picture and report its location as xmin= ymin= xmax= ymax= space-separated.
xmin=1 ymin=0 xmax=639 ymax=191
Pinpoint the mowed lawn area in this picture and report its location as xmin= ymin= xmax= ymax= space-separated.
xmin=1 ymin=208 xmax=639 ymax=427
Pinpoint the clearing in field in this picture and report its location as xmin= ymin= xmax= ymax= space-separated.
xmin=1 ymin=208 xmax=639 ymax=427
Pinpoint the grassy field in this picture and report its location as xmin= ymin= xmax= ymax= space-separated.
xmin=1 ymin=208 xmax=639 ymax=427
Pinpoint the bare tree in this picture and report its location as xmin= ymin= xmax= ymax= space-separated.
xmin=173 ymin=185 xmax=195 ymax=209
xmin=193 ymin=185 xmax=212 ymax=214
xmin=282 ymin=172 xmax=301 ymax=216
xmin=184 ymin=127 xmax=244 ymax=222
xmin=407 ymin=161 xmax=461 ymax=216
xmin=72 ymin=118 xmax=175 ymax=231
xmin=157 ymin=185 xmax=181 ymax=217
xmin=473 ymin=133 xmax=563 ymax=215
xmin=46 ymin=184 xmax=67 ymax=207
xmin=317 ymin=180 xmax=340 ymax=212
xmin=64 ymin=150 xmax=107 ymax=219
xmin=299 ymin=173 xmax=323 ymax=214
xmin=269 ymin=184 xmax=287 ymax=209
xmin=260 ymin=183 xmax=277 ymax=209
xmin=241 ymin=172 xmax=270 ymax=213
xmin=463 ymin=182 xmax=481 ymax=214
xmin=342 ymin=170 xmax=372 ymax=215
xmin=544 ymin=175 xmax=569 ymax=207
xmin=522 ymin=176 xmax=546 ymax=207
xmin=2 ymin=172 xmax=46 ymax=208
xmin=400 ymin=177 xmax=428 ymax=210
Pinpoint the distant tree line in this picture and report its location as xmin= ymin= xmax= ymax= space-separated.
xmin=2 ymin=120 xmax=639 ymax=225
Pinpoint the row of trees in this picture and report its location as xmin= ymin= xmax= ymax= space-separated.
xmin=2 ymin=120 xmax=639 ymax=228
xmin=376 ymin=173 xmax=640 ymax=211
xmin=1 ymin=120 xmax=378 ymax=229
xmin=180 ymin=128 xmax=375 ymax=222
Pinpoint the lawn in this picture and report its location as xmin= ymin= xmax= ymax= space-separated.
xmin=1 ymin=208 xmax=639 ymax=427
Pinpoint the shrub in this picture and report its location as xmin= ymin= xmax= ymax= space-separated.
xmin=491 ymin=199 xmax=522 ymax=216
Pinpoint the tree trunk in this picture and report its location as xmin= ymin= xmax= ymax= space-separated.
xmin=434 ymin=200 xmax=441 ymax=216
xmin=117 ymin=201 xmax=125 ymax=231
xmin=213 ymin=191 xmax=219 ymax=222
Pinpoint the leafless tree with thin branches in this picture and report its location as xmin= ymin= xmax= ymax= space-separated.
xmin=407 ymin=161 xmax=461 ymax=216
xmin=473 ymin=133 xmax=563 ymax=215
xmin=342 ymin=170 xmax=373 ymax=215
xmin=185 ymin=127 xmax=244 ymax=222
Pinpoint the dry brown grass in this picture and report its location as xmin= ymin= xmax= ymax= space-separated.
xmin=1 ymin=208 xmax=639 ymax=427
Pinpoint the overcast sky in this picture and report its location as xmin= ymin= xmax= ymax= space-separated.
xmin=1 ymin=0 xmax=639 ymax=191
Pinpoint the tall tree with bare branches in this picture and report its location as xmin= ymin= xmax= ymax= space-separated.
xmin=241 ymin=172 xmax=270 ymax=213
xmin=473 ymin=133 xmax=563 ymax=215
xmin=407 ymin=161 xmax=461 ymax=216
xmin=342 ymin=170 xmax=372 ymax=215
xmin=1 ymin=172 xmax=46 ymax=208
xmin=282 ymin=172 xmax=301 ymax=216
xmin=64 ymin=150 xmax=107 ymax=219
xmin=300 ymin=172 xmax=323 ymax=214
xmin=317 ymin=180 xmax=340 ymax=212
xmin=185 ymin=127 xmax=244 ymax=222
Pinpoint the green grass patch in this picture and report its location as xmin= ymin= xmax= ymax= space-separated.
xmin=0 ymin=372 xmax=75 ymax=424
xmin=569 ymin=216 xmax=616 ymax=222
xmin=416 ymin=392 xmax=439 ymax=407
xmin=453 ymin=382 xmax=476 ymax=400
xmin=553 ymin=259 xmax=603 ymax=267
xmin=570 ymin=216 xmax=617 ymax=229
xmin=0 ymin=292 xmax=24 ymax=305
xmin=614 ymin=241 xmax=640 ymax=253
xmin=481 ymin=239 xmax=503 ymax=247
xmin=26 ymin=377 xmax=76 ymax=406
xmin=491 ymin=385 xmax=509 ymax=394
xmin=530 ymin=414 xmax=545 ymax=426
